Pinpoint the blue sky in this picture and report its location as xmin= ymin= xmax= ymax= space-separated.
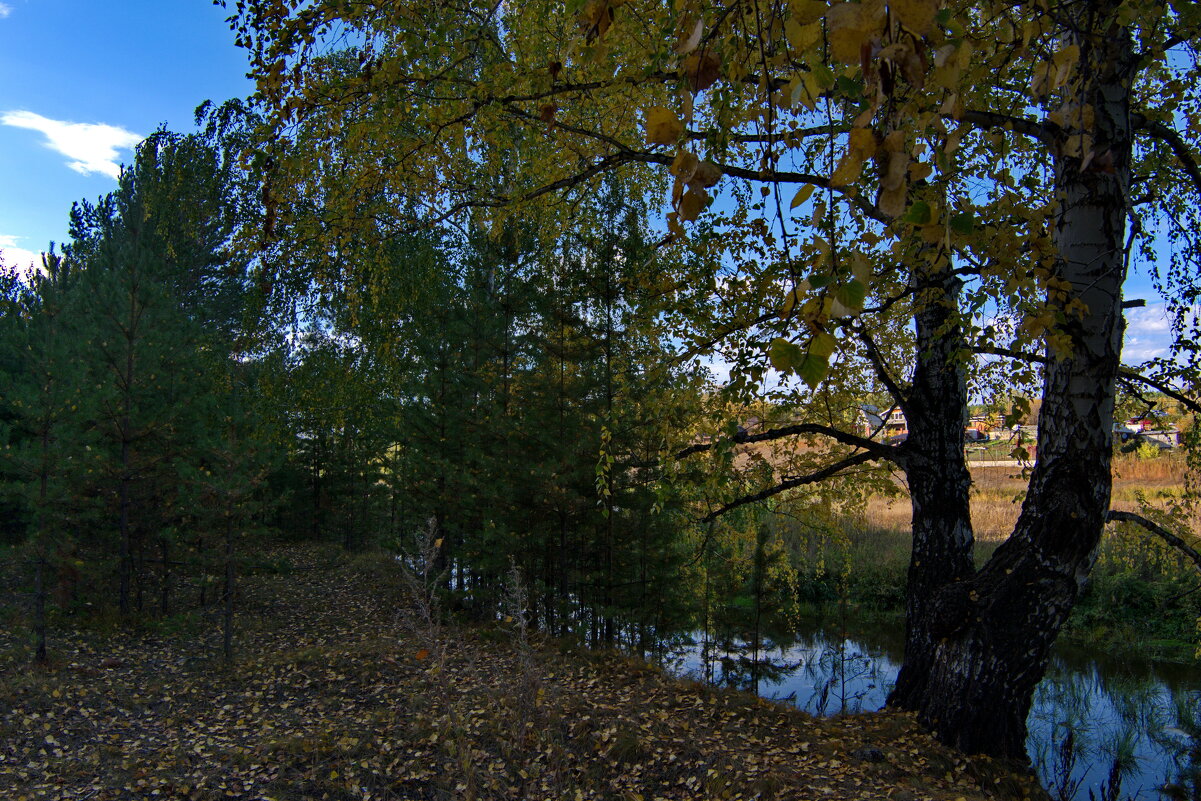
xmin=0 ymin=0 xmax=253 ymax=270
xmin=0 ymin=0 xmax=1179 ymax=363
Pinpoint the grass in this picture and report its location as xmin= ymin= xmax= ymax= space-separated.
xmin=792 ymin=452 xmax=1201 ymax=660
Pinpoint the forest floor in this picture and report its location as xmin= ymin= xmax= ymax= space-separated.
xmin=0 ymin=545 xmax=1048 ymax=801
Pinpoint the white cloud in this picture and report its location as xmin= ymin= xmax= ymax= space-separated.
xmin=1123 ymin=303 xmax=1181 ymax=363
xmin=1 ymin=110 xmax=141 ymax=179
xmin=0 ymin=235 xmax=45 ymax=277
xmin=0 ymin=4 xmax=11 ymax=19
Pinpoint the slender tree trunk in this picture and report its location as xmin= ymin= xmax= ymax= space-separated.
xmin=751 ymin=524 xmax=766 ymax=695
xmin=891 ymin=7 xmax=1134 ymax=758
xmin=119 ymin=431 xmax=132 ymax=616
xmin=311 ymin=436 xmax=322 ymax=540
xmin=35 ymin=414 xmax=52 ymax=664
xmin=135 ymin=526 xmax=145 ymax=613
xmin=223 ymin=512 xmax=235 ymax=665
xmin=34 ymin=554 xmax=47 ymax=664
xmin=160 ymin=538 xmax=171 ymax=616
xmin=119 ymin=271 xmax=138 ymax=617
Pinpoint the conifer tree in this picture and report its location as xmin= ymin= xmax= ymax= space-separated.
xmin=0 ymin=254 xmax=91 ymax=661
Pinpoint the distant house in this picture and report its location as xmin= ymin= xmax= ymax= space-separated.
xmin=968 ymin=415 xmax=1006 ymax=437
xmin=859 ymin=404 xmax=907 ymax=439
xmin=1114 ymin=420 xmax=1141 ymax=437
xmin=1143 ymin=429 xmax=1182 ymax=447
xmin=1114 ymin=417 xmax=1180 ymax=446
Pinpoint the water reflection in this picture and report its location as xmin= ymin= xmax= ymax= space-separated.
xmin=656 ymin=620 xmax=1201 ymax=801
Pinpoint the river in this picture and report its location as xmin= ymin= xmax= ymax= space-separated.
xmin=654 ymin=618 xmax=1201 ymax=801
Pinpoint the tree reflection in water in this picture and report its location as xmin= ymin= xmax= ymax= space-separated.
xmin=658 ymin=621 xmax=1201 ymax=801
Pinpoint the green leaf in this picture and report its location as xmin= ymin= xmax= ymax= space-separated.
xmin=833 ymin=279 xmax=867 ymax=314
xmin=902 ymin=201 xmax=933 ymax=225
xmin=813 ymin=63 xmax=836 ymax=90
xmin=809 ymin=331 xmax=838 ymax=359
xmin=808 ymin=272 xmax=831 ymax=289
xmin=950 ymin=212 xmax=975 ymax=235
xmin=797 ymin=353 xmax=829 ymax=389
xmin=768 ymin=337 xmax=803 ymax=372
xmin=835 ymin=75 xmax=863 ymax=100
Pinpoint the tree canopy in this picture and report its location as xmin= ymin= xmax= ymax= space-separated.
xmin=224 ymin=0 xmax=1201 ymax=758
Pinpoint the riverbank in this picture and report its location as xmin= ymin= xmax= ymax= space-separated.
xmin=793 ymin=521 xmax=1201 ymax=663
xmin=792 ymin=455 xmax=1201 ymax=662
xmin=0 ymin=545 xmax=1046 ymax=801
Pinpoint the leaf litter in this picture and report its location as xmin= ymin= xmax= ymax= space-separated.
xmin=0 ymin=546 xmax=1046 ymax=800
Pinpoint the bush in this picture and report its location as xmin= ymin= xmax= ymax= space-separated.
xmin=1136 ymin=441 xmax=1162 ymax=460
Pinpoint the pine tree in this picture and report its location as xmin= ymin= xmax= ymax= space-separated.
xmin=0 ymin=254 xmax=92 ymax=661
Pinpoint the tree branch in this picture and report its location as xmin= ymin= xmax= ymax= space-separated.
xmin=848 ymin=323 xmax=909 ymax=406
xmin=1108 ymin=510 xmax=1201 ymax=573
xmin=699 ymin=450 xmax=883 ymax=523
xmin=676 ymin=421 xmax=901 ymax=462
xmin=673 ymin=312 xmax=775 ymax=365
xmin=1134 ymin=113 xmax=1201 ymax=197
xmin=975 ymin=344 xmax=1201 ymax=415
xmin=957 ymin=109 xmax=1062 ymax=147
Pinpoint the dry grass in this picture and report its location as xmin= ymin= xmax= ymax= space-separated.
xmin=862 ymin=454 xmax=1192 ymax=543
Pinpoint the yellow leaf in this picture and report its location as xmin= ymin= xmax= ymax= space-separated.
xmin=785 ymin=18 xmax=822 ymax=52
xmin=790 ymin=183 xmax=815 ymax=210
xmin=674 ymin=16 xmax=703 ymax=55
xmin=1052 ymin=43 xmax=1080 ymax=69
xmin=848 ymin=127 xmax=876 ymax=158
xmin=645 ymin=106 xmax=684 ymax=145
xmin=878 ymin=184 xmax=906 ymax=218
xmin=433 ymin=538 xmax=443 ymax=549
xmin=577 ymin=0 xmax=614 ymax=42
xmin=938 ymin=92 xmax=962 ymax=119
xmin=689 ymin=160 xmax=722 ymax=189
xmin=909 ymin=161 xmax=933 ymax=181
xmin=810 ymin=331 xmax=838 ymax=359
xmin=881 ymin=150 xmax=909 ymax=192
xmin=670 ymin=150 xmax=699 ymax=181
xmin=678 ymin=186 xmax=710 ymax=221
xmin=851 ymin=252 xmax=871 ymax=284
xmin=890 ymin=0 xmax=938 ymax=35
xmin=920 ymin=223 xmax=945 ymax=244
xmin=666 ymin=211 xmax=685 ymax=237
xmin=799 ymin=71 xmax=820 ymax=110
xmin=829 ymin=152 xmax=865 ymax=188
xmin=682 ymin=50 xmax=722 ymax=92
xmin=826 ymin=3 xmax=879 ymax=63
xmin=790 ymin=0 xmax=828 ymax=25
xmin=1029 ymin=61 xmax=1054 ymax=98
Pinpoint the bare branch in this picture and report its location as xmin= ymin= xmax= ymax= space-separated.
xmin=672 ymin=312 xmax=775 ymax=365
xmin=699 ymin=450 xmax=883 ymax=523
xmin=847 ymin=323 xmax=909 ymax=406
xmin=975 ymin=344 xmax=1201 ymax=415
xmin=1108 ymin=510 xmax=1201 ymax=573
xmin=676 ymin=421 xmax=901 ymax=462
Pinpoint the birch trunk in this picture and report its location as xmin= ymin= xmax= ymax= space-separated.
xmin=890 ymin=6 xmax=1135 ymax=758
